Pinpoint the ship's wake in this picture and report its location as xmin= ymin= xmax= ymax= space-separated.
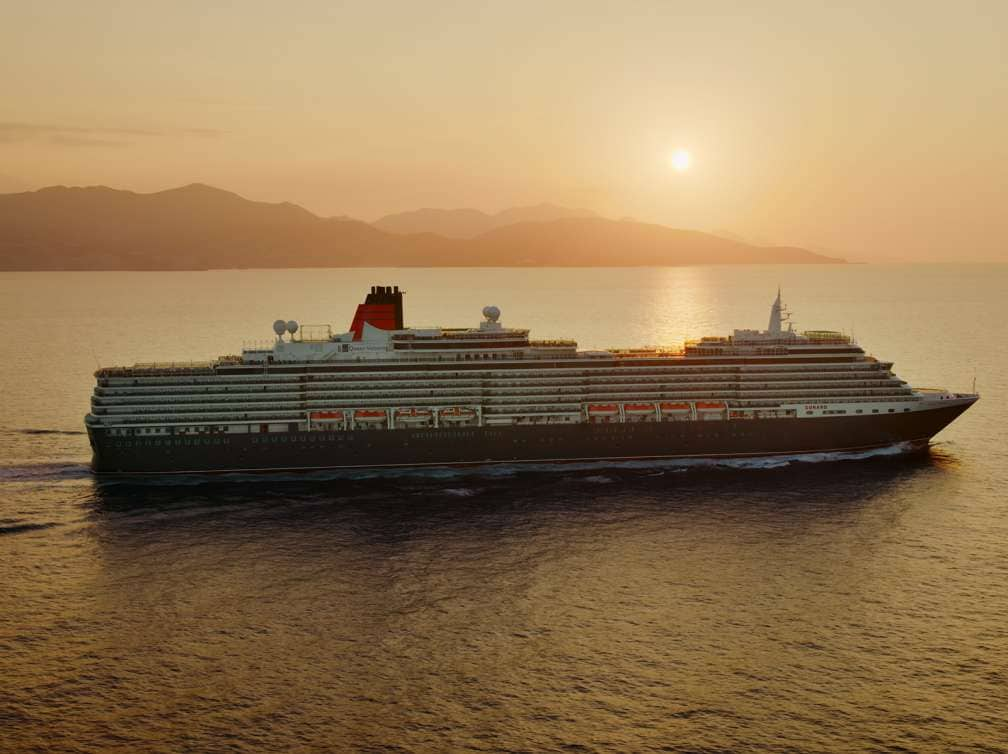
xmin=1 ymin=428 xmax=87 ymax=436
xmin=0 ymin=461 xmax=92 ymax=482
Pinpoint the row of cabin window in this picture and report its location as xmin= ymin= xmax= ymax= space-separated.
xmin=108 ymin=426 xmax=225 ymax=436
xmin=821 ymin=408 xmax=911 ymax=415
xmin=105 ymin=406 xmax=916 ymax=437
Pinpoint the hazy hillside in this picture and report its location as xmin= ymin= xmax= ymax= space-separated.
xmin=474 ymin=218 xmax=839 ymax=265
xmin=0 ymin=184 xmax=397 ymax=269
xmin=373 ymin=203 xmax=599 ymax=238
xmin=0 ymin=184 xmax=844 ymax=269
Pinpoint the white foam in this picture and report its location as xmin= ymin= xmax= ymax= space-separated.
xmin=442 ymin=487 xmax=479 ymax=498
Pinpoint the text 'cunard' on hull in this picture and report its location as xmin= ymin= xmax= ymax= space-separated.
xmin=85 ymin=285 xmax=978 ymax=474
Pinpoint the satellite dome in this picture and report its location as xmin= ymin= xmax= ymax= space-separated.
xmin=482 ymin=305 xmax=501 ymax=322
xmin=286 ymin=320 xmax=299 ymax=335
xmin=273 ymin=319 xmax=287 ymax=337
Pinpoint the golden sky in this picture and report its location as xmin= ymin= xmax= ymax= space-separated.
xmin=2 ymin=1 xmax=1005 ymax=261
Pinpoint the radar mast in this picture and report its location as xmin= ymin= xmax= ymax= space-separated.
xmin=767 ymin=288 xmax=783 ymax=334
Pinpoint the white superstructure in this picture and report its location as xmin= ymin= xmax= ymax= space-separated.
xmin=85 ymin=289 xmax=975 ymax=440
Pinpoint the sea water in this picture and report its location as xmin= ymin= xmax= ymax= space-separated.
xmin=1 ymin=265 xmax=1005 ymax=751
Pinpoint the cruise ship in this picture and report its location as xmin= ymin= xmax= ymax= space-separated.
xmin=85 ymin=285 xmax=977 ymax=474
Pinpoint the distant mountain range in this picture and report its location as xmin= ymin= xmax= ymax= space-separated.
xmin=0 ymin=184 xmax=844 ymax=270
xmin=373 ymin=203 xmax=599 ymax=238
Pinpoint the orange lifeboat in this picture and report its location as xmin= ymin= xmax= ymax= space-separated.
xmin=587 ymin=403 xmax=620 ymax=416
xmin=658 ymin=402 xmax=691 ymax=413
xmin=310 ymin=410 xmax=345 ymax=422
xmin=623 ymin=403 xmax=656 ymax=415
xmin=395 ymin=408 xmax=433 ymax=424
xmin=695 ymin=401 xmax=727 ymax=411
xmin=353 ymin=409 xmax=387 ymax=424
xmin=695 ymin=401 xmax=726 ymax=420
xmin=439 ymin=406 xmax=477 ymax=423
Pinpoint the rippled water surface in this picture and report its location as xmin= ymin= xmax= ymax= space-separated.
xmin=1 ymin=266 xmax=1006 ymax=752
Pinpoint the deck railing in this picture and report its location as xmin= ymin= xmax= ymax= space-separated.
xmin=96 ymin=361 xmax=215 ymax=377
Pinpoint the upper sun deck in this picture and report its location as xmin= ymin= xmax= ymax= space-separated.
xmin=95 ymin=287 xmax=863 ymax=378
xmin=683 ymin=290 xmax=855 ymax=356
xmin=685 ymin=330 xmax=855 ymax=356
xmin=236 ymin=293 xmax=585 ymax=365
xmin=95 ymin=358 xmax=235 ymax=378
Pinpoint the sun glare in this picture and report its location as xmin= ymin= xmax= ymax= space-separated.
xmin=670 ymin=148 xmax=691 ymax=172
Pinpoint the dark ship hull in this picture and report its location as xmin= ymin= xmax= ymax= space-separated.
xmin=87 ymin=400 xmax=972 ymax=475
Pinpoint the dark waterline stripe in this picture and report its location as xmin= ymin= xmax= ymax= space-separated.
xmin=92 ymin=438 xmax=927 ymax=476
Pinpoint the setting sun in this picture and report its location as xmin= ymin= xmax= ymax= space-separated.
xmin=670 ymin=148 xmax=691 ymax=172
